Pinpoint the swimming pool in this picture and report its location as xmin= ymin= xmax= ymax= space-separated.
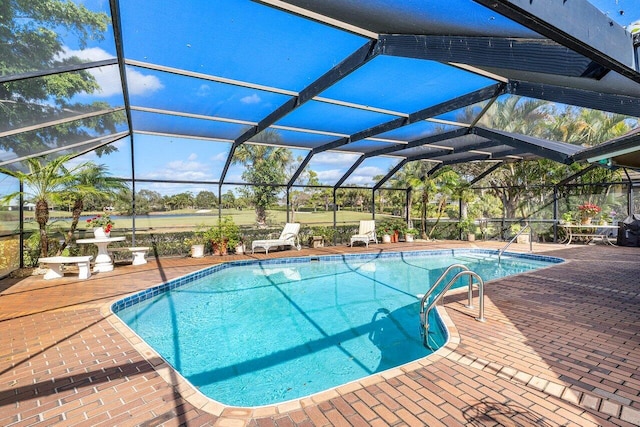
xmin=113 ymin=249 xmax=561 ymax=407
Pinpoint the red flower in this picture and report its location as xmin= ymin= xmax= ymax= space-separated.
xmin=578 ymin=203 xmax=601 ymax=216
xmin=87 ymin=214 xmax=115 ymax=230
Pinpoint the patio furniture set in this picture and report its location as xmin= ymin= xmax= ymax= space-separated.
xmin=39 ymin=238 xmax=150 ymax=280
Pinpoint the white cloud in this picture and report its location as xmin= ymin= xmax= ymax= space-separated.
xmin=187 ymin=153 xmax=198 ymax=161
xmin=240 ymin=94 xmax=261 ymax=104
xmin=339 ymin=166 xmax=383 ymax=186
xmin=141 ymin=158 xmax=209 ymax=181
xmin=196 ymin=84 xmax=211 ymax=97
xmin=345 ymin=174 xmax=377 ymax=186
xmin=63 ymin=139 xmax=129 ymax=166
xmin=60 ymin=46 xmax=112 ymax=62
xmin=57 ymin=46 xmax=163 ymax=97
xmin=211 ymin=152 xmax=229 ymax=162
xmin=316 ymin=169 xmax=343 ymax=183
xmin=125 ymin=67 xmax=164 ymax=96
xmin=356 ymin=165 xmax=384 ymax=177
xmin=312 ymin=151 xmax=360 ymax=167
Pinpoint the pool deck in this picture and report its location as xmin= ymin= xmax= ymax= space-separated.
xmin=1 ymin=240 xmax=639 ymax=426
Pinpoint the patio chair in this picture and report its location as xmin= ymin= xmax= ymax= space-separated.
xmin=252 ymin=223 xmax=302 ymax=254
xmin=350 ymin=220 xmax=378 ymax=247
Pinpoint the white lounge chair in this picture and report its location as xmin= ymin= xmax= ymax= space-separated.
xmin=252 ymin=223 xmax=302 ymax=254
xmin=350 ymin=220 xmax=378 ymax=247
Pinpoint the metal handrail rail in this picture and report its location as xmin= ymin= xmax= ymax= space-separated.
xmin=420 ymin=266 xmax=485 ymax=349
xmin=498 ymin=222 xmax=532 ymax=262
xmin=419 ymin=264 xmax=470 ymax=313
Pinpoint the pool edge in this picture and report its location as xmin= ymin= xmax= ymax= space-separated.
xmin=101 ymin=288 xmax=462 ymax=421
xmin=101 ymin=248 xmax=563 ymax=421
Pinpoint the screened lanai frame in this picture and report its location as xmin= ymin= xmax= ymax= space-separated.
xmin=1 ymin=0 xmax=640 ymax=266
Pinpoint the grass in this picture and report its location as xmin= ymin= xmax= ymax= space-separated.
xmin=7 ymin=209 xmax=389 ymax=234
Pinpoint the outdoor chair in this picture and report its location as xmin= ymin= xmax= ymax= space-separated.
xmin=350 ymin=220 xmax=378 ymax=247
xmin=252 ymin=223 xmax=302 ymax=254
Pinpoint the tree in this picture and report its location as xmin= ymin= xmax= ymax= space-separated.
xmin=289 ymin=168 xmax=319 ymax=222
xmin=195 ymin=191 xmax=217 ymax=209
xmin=221 ymin=190 xmax=236 ymax=209
xmin=406 ymin=163 xmax=460 ymax=239
xmin=233 ymin=130 xmax=292 ymax=225
xmin=476 ymin=96 xmax=550 ymax=135
xmin=0 ymin=155 xmax=81 ymax=257
xmin=545 ymin=108 xmax=631 ymax=199
xmin=166 ymin=192 xmax=194 ymax=210
xmin=311 ymin=188 xmax=333 ymax=212
xmin=1 ymin=1 xmax=123 ymax=157
xmin=135 ymin=189 xmax=164 ymax=214
xmin=58 ymin=162 xmax=127 ymax=254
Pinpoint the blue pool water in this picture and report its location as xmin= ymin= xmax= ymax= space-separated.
xmin=114 ymin=249 xmax=561 ymax=407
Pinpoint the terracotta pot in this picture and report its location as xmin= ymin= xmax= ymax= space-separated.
xmin=581 ymin=217 xmax=593 ymax=225
xmin=212 ymin=239 xmax=229 ymax=256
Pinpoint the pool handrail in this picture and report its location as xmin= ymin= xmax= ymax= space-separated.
xmin=420 ymin=264 xmax=485 ymax=348
xmin=498 ymin=222 xmax=532 ymax=262
xmin=419 ymin=264 xmax=471 ymax=315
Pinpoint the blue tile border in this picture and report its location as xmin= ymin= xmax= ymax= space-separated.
xmin=111 ymin=249 xmax=563 ymax=314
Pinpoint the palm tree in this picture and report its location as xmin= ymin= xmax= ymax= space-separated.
xmin=0 ymin=155 xmax=81 ymax=257
xmin=233 ymin=130 xmax=292 ymax=225
xmin=405 ymin=163 xmax=460 ymax=239
xmin=58 ymin=162 xmax=127 ymax=254
xmin=478 ymin=96 xmax=550 ymax=135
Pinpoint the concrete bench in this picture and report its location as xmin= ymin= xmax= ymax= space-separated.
xmin=109 ymin=247 xmax=150 ymax=265
xmin=39 ymin=256 xmax=93 ymax=280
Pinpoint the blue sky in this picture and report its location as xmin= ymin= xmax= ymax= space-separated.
xmin=589 ymin=0 xmax=640 ymax=25
xmin=48 ymin=0 xmax=640 ymax=196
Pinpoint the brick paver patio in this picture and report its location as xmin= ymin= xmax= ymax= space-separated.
xmin=1 ymin=241 xmax=638 ymax=426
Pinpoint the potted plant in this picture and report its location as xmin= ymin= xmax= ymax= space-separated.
xmin=404 ymin=228 xmax=418 ymax=243
xmin=560 ymin=212 xmax=573 ymax=225
xmin=577 ymin=202 xmax=601 ymax=224
xmin=235 ymin=235 xmax=246 ymax=254
xmin=309 ymin=225 xmax=335 ymax=248
xmin=378 ymin=218 xmax=406 ymax=243
xmin=205 ymin=216 xmax=239 ymax=256
xmin=186 ymin=225 xmax=206 ymax=258
xmin=510 ymin=223 xmax=530 ymax=244
xmin=86 ymin=214 xmax=115 ymax=238
xmin=457 ymin=218 xmax=476 ymax=241
xmin=377 ymin=224 xmax=392 ymax=243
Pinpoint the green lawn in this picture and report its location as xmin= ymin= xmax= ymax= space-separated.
xmin=10 ymin=208 xmax=388 ymax=234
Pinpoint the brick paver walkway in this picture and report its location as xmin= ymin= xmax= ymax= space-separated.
xmin=0 ymin=241 xmax=638 ymax=426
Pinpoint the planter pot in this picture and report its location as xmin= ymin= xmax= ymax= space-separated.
xmin=212 ymin=239 xmax=229 ymax=256
xmin=405 ymin=234 xmax=414 ymax=243
xmin=467 ymin=233 xmax=475 ymax=242
xmin=392 ymin=230 xmax=399 ymax=243
xmin=190 ymin=244 xmax=205 ymax=258
xmin=93 ymin=228 xmax=110 ymax=238
xmin=516 ymin=234 xmax=530 ymax=244
xmin=235 ymin=243 xmax=245 ymax=255
xmin=382 ymin=234 xmax=391 ymax=243
xmin=581 ymin=217 xmax=593 ymax=225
